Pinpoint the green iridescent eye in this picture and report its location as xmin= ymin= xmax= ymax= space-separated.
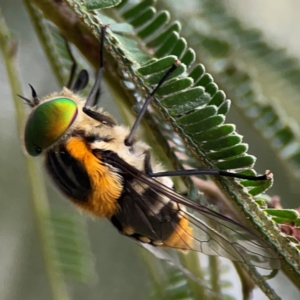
xmin=24 ymin=98 xmax=78 ymax=156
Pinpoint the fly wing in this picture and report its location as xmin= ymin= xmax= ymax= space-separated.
xmin=166 ymin=205 xmax=280 ymax=269
xmin=99 ymin=150 xmax=280 ymax=270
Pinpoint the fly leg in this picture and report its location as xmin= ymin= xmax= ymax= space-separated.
xmin=81 ymin=25 xmax=116 ymax=126
xmin=125 ymin=61 xmax=180 ymax=146
xmin=144 ymin=150 xmax=271 ymax=181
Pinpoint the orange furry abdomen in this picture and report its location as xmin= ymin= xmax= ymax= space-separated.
xmin=163 ymin=217 xmax=193 ymax=251
xmin=65 ymin=137 xmax=122 ymax=218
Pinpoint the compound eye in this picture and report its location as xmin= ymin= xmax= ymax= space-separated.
xmin=24 ymin=98 xmax=78 ymax=156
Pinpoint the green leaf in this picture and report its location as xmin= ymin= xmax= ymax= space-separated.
xmin=162 ymin=87 xmax=206 ymax=107
xmin=145 ymin=64 xmax=186 ymax=85
xmin=209 ymin=90 xmax=227 ymax=107
xmin=138 ymin=56 xmax=177 ymax=75
xmin=178 ymin=106 xmax=217 ymax=126
xmin=122 ymin=0 xmax=154 ymax=20
xmin=147 ymin=22 xmax=181 ymax=48
xmin=206 ymin=144 xmax=248 ymax=160
xmin=129 ymin=7 xmax=155 ymax=27
xmin=193 ymin=124 xmax=235 ymax=141
xmin=137 ymin=11 xmax=170 ymax=39
xmin=215 ymin=155 xmax=256 ymax=170
xmin=84 ymin=0 xmax=122 ymax=10
xmin=201 ymin=134 xmax=243 ymax=150
xmin=184 ymin=115 xmax=225 ymax=134
xmin=264 ymin=209 xmax=299 ymax=221
xmin=155 ymin=77 xmax=194 ymax=96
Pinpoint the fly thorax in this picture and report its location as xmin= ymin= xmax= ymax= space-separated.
xmin=90 ymin=125 xmax=150 ymax=172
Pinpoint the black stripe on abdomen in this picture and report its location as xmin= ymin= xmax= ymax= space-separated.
xmin=45 ymin=144 xmax=91 ymax=202
xmin=111 ymin=186 xmax=181 ymax=243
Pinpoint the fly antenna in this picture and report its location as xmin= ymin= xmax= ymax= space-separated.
xmin=84 ymin=24 xmax=108 ymax=109
xmin=125 ymin=60 xmax=180 ymax=146
xmin=29 ymin=84 xmax=39 ymax=105
xmin=17 ymin=94 xmax=34 ymax=107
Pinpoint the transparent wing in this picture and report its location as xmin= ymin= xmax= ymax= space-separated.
xmin=134 ymin=177 xmax=280 ymax=269
xmin=101 ymin=150 xmax=280 ymax=270
xmin=165 ymin=205 xmax=279 ymax=269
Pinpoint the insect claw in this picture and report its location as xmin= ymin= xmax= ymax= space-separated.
xmin=174 ymin=59 xmax=181 ymax=66
xmin=100 ymin=24 xmax=110 ymax=30
xmin=265 ymin=170 xmax=273 ymax=180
